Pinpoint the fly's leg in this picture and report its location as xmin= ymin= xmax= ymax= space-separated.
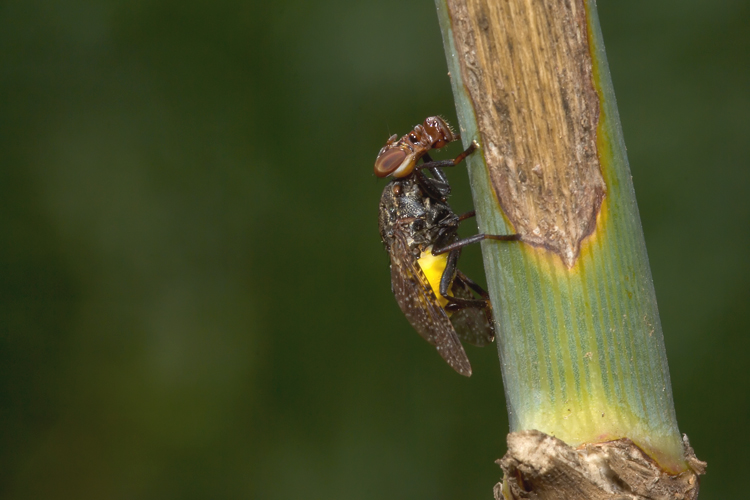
xmin=444 ymin=271 xmax=493 ymax=314
xmin=438 ymin=249 xmax=487 ymax=310
xmin=420 ymin=153 xmax=449 ymax=185
xmin=454 ymin=270 xmax=490 ymax=300
xmin=417 ymin=140 xmax=478 ymax=173
xmin=417 ymin=142 xmax=479 ymax=201
xmin=458 ymin=210 xmax=475 ymax=222
xmin=448 ymin=270 xmax=496 ymax=347
xmin=416 ymin=153 xmax=451 ymax=201
xmin=434 ymin=228 xmax=519 ymax=310
xmin=414 ymin=170 xmax=448 ymax=201
xmin=434 ymin=210 xmax=517 ymax=254
xmin=432 ymin=232 xmax=520 ymax=256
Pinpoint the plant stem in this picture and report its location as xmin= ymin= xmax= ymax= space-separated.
xmin=434 ymin=0 xmax=696 ymax=479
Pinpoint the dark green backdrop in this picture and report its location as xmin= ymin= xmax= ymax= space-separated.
xmin=1 ymin=1 xmax=747 ymax=498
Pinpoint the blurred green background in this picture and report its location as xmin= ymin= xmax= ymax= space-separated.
xmin=1 ymin=1 xmax=747 ymax=498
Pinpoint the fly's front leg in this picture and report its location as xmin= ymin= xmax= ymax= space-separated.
xmin=417 ymin=140 xmax=479 ymax=173
xmin=458 ymin=210 xmax=475 ymax=222
xmin=414 ymin=170 xmax=448 ymax=201
xmin=417 ymin=142 xmax=479 ymax=201
xmin=421 ymin=153 xmax=449 ymax=186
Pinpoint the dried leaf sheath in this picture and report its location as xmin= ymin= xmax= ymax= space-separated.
xmin=446 ymin=0 xmax=606 ymax=268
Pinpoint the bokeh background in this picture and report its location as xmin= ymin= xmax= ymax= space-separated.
xmin=1 ymin=1 xmax=747 ymax=498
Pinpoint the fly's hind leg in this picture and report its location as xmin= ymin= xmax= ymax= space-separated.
xmin=454 ymin=270 xmax=490 ymax=300
xmin=444 ymin=270 xmax=494 ymax=314
xmin=438 ymin=249 xmax=487 ymax=311
xmin=449 ymin=270 xmax=496 ymax=347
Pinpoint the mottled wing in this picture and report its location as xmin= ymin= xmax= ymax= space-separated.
xmin=449 ymin=276 xmax=496 ymax=347
xmin=388 ymin=232 xmax=472 ymax=376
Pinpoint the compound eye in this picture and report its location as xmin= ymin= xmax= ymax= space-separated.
xmin=374 ymin=148 xmax=408 ymax=177
xmin=409 ymin=133 xmax=419 ymax=144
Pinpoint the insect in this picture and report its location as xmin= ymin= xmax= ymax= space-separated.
xmin=376 ymin=116 xmax=518 ymax=376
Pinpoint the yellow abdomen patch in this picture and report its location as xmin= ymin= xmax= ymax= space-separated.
xmin=417 ymin=247 xmax=453 ymax=311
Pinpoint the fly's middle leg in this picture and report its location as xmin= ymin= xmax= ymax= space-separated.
xmin=432 ymin=232 xmax=520 ymax=256
xmin=417 ymin=140 xmax=479 ymax=173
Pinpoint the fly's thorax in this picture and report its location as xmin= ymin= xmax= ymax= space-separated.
xmin=378 ymin=176 xmax=459 ymax=250
xmin=422 ymin=196 xmax=455 ymax=228
xmin=379 ymin=178 xmax=425 ymax=221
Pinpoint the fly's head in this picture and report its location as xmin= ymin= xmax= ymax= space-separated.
xmin=374 ymin=116 xmax=458 ymax=179
xmin=421 ymin=116 xmax=457 ymax=150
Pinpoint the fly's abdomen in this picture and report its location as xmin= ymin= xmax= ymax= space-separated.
xmin=416 ymin=247 xmax=453 ymax=312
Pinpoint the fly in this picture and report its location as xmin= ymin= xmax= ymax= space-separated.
xmin=376 ymin=116 xmax=518 ymax=376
